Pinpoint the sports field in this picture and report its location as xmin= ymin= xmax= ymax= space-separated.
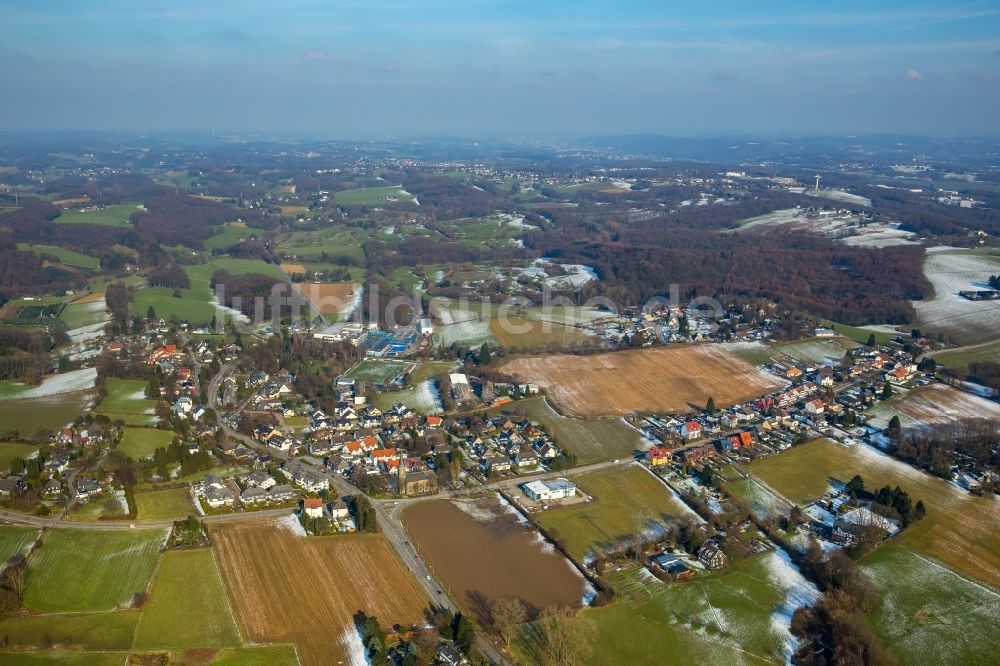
xmin=134 ymin=487 xmax=196 ymax=521
xmin=118 ymin=427 xmax=175 ymax=459
xmin=534 ymin=465 xmax=696 ymax=561
xmin=499 ymin=346 xmax=784 ymax=418
xmin=134 ymin=549 xmax=242 ymax=650
xmin=211 ymin=519 xmax=428 ymax=666
xmin=345 ymin=358 xmax=408 ymax=384
xmin=23 ymin=528 xmax=166 ymax=612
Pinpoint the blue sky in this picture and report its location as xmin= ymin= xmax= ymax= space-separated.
xmin=1 ymin=0 xmax=998 ymax=136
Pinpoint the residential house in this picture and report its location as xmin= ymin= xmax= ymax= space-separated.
xmin=698 ymin=542 xmax=729 ymax=570
xmin=647 ymin=447 xmax=672 ymax=466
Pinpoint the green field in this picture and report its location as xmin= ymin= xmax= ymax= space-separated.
xmin=133 ymin=549 xmax=242 ymax=649
xmin=534 ymin=465 xmax=694 ymax=561
xmin=0 ymin=610 xmax=140 ymax=651
xmin=0 ymin=526 xmax=40 ymax=562
xmin=134 ymin=257 xmax=287 ymax=324
xmin=59 ymin=300 xmax=109 ymax=329
xmin=773 ymin=336 xmax=857 ymax=366
xmin=544 ymin=552 xmax=815 ymax=665
xmin=816 ymin=318 xmax=897 ymax=346
xmin=491 ymin=396 xmax=645 ymax=465
xmin=740 ymin=438 xmax=1000 ymax=591
xmin=863 ymin=545 xmax=1000 ymax=665
xmin=930 ymin=340 xmax=1000 ymax=368
xmin=274 ymin=226 xmax=368 ymax=263
xmin=334 ymin=184 xmax=415 ymax=206
xmin=207 ymin=645 xmax=300 ymax=665
xmin=95 ymin=379 xmax=158 ymax=425
xmin=0 ymin=652 xmax=126 ymax=665
xmin=345 ymin=359 xmax=408 ymax=384
xmin=134 ymin=487 xmax=195 ymax=522
xmin=117 ymin=427 xmax=175 ymax=460
xmin=203 ymin=223 xmax=258 ymax=251
xmin=0 ymin=394 xmax=90 ymax=439
xmin=0 ymin=442 xmax=40 ymax=471
xmin=23 ymin=528 xmax=166 ymax=612
xmin=55 ymin=202 xmax=141 ymax=227
xmin=16 ymin=244 xmax=101 ymax=270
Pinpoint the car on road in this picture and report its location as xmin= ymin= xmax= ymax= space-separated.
xmin=613 ymin=458 xmax=620 ymax=463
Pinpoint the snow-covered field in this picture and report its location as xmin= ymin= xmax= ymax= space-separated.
xmin=804 ymin=189 xmax=872 ymax=207
xmin=523 ymin=305 xmax=614 ymax=325
xmin=13 ymin=367 xmax=98 ymax=399
xmin=434 ymin=318 xmax=496 ymax=346
xmin=763 ymin=549 xmax=821 ymax=663
xmin=519 ymin=258 xmax=598 ymax=289
xmin=775 ymin=339 xmax=853 ymax=366
xmin=868 ymin=384 xmax=1000 ymax=430
xmin=67 ymin=321 xmax=107 ymax=344
xmin=913 ymin=248 xmax=1000 ymax=345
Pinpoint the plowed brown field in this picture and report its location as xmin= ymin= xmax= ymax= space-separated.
xmin=211 ymin=519 xmax=427 ymax=666
xmin=301 ymin=282 xmax=357 ymax=314
xmin=499 ymin=345 xmax=784 ymax=417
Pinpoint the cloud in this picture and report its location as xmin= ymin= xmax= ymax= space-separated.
xmin=902 ymin=68 xmax=924 ymax=81
xmin=302 ymin=50 xmax=330 ymax=61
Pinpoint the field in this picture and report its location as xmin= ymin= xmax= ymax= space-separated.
xmin=499 ymin=346 xmax=784 ymax=418
xmin=203 ymin=223 xmax=256 ymax=251
xmin=56 ymin=202 xmax=141 ymax=227
xmin=552 ymin=551 xmax=818 ymax=665
xmin=0 ymin=526 xmax=40 ymax=562
xmin=59 ymin=298 xmax=109 ymax=329
xmin=741 ymin=438 xmax=1000 ymax=589
xmin=772 ymin=336 xmax=857 ymax=366
xmin=930 ymin=339 xmax=1000 ymax=367
xmin=345 ymin=358 xmax=408 ymax=384
xmin=491 ymin=396 xmax=646 ymax=465
xmin=434 ymin=318 xmax=497 ymax=347
xmin=863 ymin=545 xmax=1000 ymax=665
xmin=533 ymin=465 xmax=697 ymax=561
xmin=404 ymin=499 xmax=585 ymax=621
xmin=23 ymin=528 xmax=166 ymax=612
xmin=134 ymin=487 xmax=196 ymax=521
xmin=0 ymin=393 xmax=91 ymax=438
xmin=134 ymin=258 xmax=287 ymax=324
xmin=95 ymin=378 xmax=158 ymax=425
xmin=913 ymin=247 xmax=1000 ymax=346
xmin=333 ymin=184 xmax=415 ymax=206
xmin=134 ymin=549 xmax=242 ymax=650
xmin=16 ymin=244 xmax=101 ymax=270
xmin=864 ymin=384 xmax=1000 ymax=429
xmin=0 ymin=442 xmax=40 ymax=471
xmin=299 ymin=281 xmax=358 ymax=315
xmin=274 ymin=227 xmax=367 ymax=263
xmin=211 ymin=519 xmax=427 ymax=666
xmin=0 ymin=610 xmax=140 ymax=651
xmin=118 ymin=427 xmax=175 ymax=459
xmin=817 ymin=318 xmax=898 ymax=346
xmin=489 ymin=317 xmax=600 ymax=350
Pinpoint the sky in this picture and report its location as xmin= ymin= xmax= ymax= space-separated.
xmin=1 ymin=0 xmax=998 ymax=137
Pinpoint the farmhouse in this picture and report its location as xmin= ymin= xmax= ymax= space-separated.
xmin=697 ymin=542 xmax=728 ymax=570
xmin=522 ymin=478 xmax=576 ymax=501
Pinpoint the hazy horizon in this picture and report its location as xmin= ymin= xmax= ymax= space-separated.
xmin=2 ymin=0 xmax=998 ymax=137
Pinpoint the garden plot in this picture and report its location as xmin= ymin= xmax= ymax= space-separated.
xmin=913 ymin=247 xmax=1000 ymax=345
